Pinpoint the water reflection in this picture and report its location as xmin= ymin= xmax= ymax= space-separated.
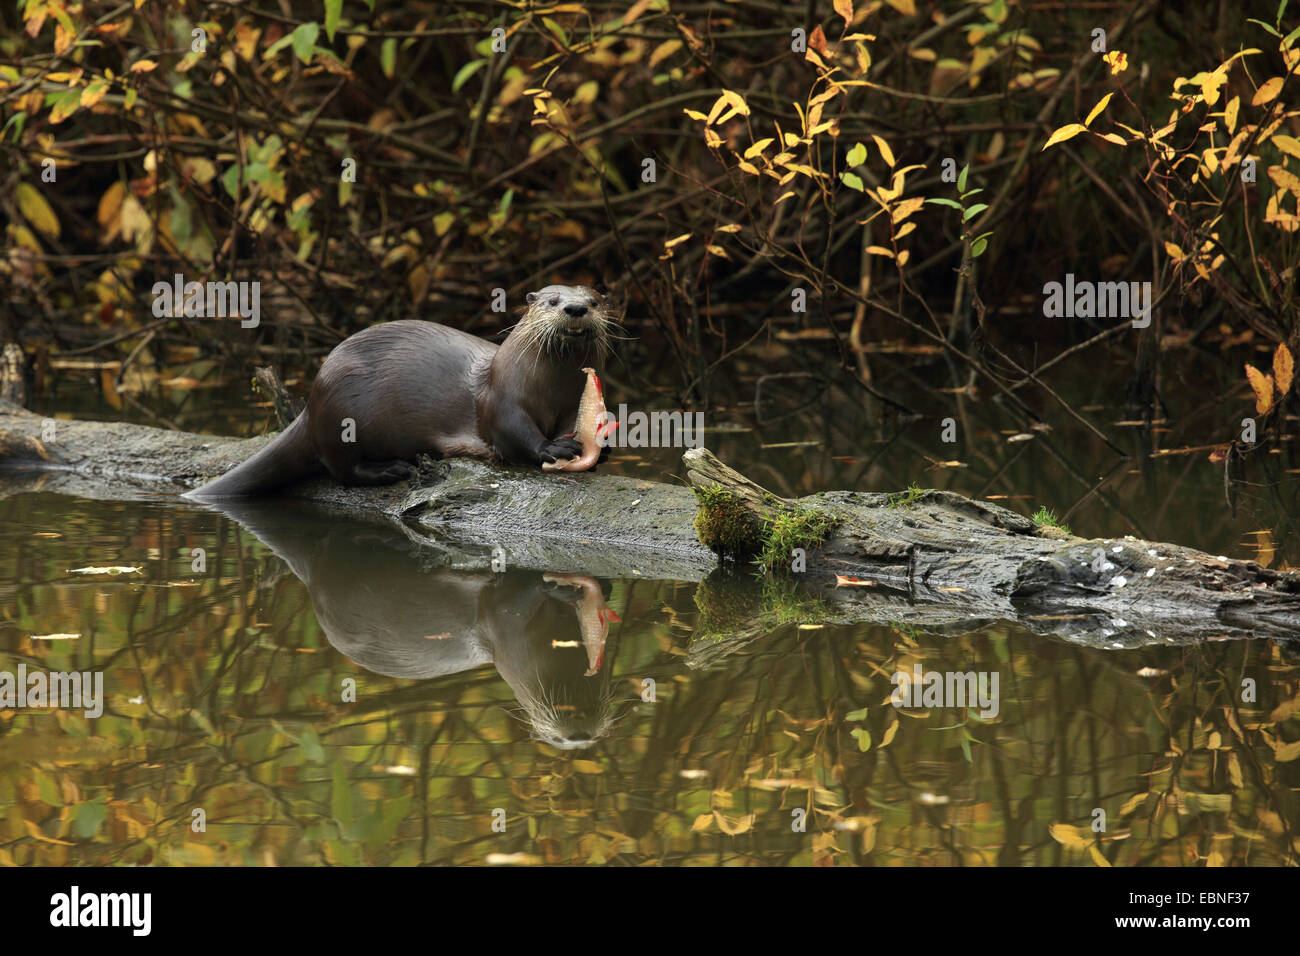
xmin=210 ymin=499 xmax=623 ymax=750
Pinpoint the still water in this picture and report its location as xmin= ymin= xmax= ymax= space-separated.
xmin=1 ymin=358 xmax=1298 ymax=866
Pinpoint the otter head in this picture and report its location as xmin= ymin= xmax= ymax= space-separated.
xmin=519 ymin=284 xmax=611 ymax=358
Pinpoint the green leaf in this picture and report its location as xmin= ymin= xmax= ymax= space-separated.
xmin=1 ymin=110 xmax=27 ymax=143
xmin=963 ymin=202 xmax=989 ymax=220
xmin=1283 ymin=24 xmax=1300 ymax=49
xmin=381 ymin=37 xmax=396 ymax=78
xmin=840 ymin=171 xmax=865 ymax=191
xmin=961 ymin=187 xmax=983 ymax=199
xmin=222 ymin=163 xmax=242 ymax=199
xmin=331 ymin=761 xmax=354 ymax=825
xmin=499 ymin=188 xmax=514 ymax=214
xmin=925 ymin=197 xmax=962 ymax=209
xmin=845 ymin=707 xmax=869 ymax=721
xmin=300 ymin=728 xmax=326 ymax=763
xmin=291 ymin=22 xmax=319 ymax=64
xmin=74 ymin=799 xmax=108 ymax=839
xmin=846 ymin=142 xmax=868 ymax=167
xmin=957 ymin=164 xmax=969 ymax=191
xmin=1246 ymin=19 xmax=1280 ymax=37
xmin=972 ymin=237 xmax=988 ymax=257
xmin=452 ymin=59 xmax=487 ymax=93
xmin=542 ymin=17 xmax=569 ymax=45
xmin=324 ymin=0 xmax=343 ymax=42
xmin=850 ymin=728 xmax=872 ymax=751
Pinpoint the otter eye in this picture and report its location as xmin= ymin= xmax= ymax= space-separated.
xmin=549 ymin=298 xmax=559 ymax=307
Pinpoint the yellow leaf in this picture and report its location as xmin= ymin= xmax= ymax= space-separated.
xmin=1253 ymin=77 xmax=1283 ymax=106
xmin=1274 ymin=344 xmax=1294 ymax=396
xmin=1245 ymin=363 xmax=1275 ymax=415
xmin=1102 ymin=50 xmax=1128 ymax=74
xmin=871 ymin=134 xmax=895 ymax=166
xmin=1274 ymin=134 xmax=1300 ymax=160
xmin=691 ymin=813 xmax=713 ymax=832
xmin=896 ymin=248 xmax=910 ymax=266
xmin=880 ymin=719 xmax=899 ymax=747
xmin=1042 ymin=123 xmax=1088 ymax=150
xmin=1224 ymin=95 xmax=1239 ymax=134
xmin=80 ymin=79 xmax=109 ymax=108
xmin=1098 ymin=132 xmax=1127 ymax=145
xmin=1084 ymin=92 xmax=1114 ymax=127
xmin=682 ymin=108 xmax=708 ymax=121
xmin=891 ymin=197 xmax=923 ymax=223
xmin=649 ymin=39 xmax=681 ymax=68
xmin=1269 ymin=164 xmax=1300 ymax=196
xmin=16 ymin=183 xmax=59 ymax=238
xmin=130 ymin=59 xmax=157 ymax=73
xmin=97 ymin=181 xmax=125 ymax=229
xmin=865 ymin=245 xmax=894 ymax=258
xmin=737 ymin=159 xmax=759 ymax=175
xmin=834 ymin=0 xmax=854 ymax=26
xmin=886 ymin=0 xmax=917 ymax=16
xmin=895 ymin=221 xmax=917 ymax=239
xmin=1088 ymin=844 xmax=1112 ymax=867
xmin=744 ymin=138 xmax=774 ymax=159
xmin=1276 ymin=739 xmax=1300 ymax=761
xmin=1164 ymin=241 xmax=1185 ymax=260
xmin=713 ymin=810 xmax=755 ymax=835
xmin=1048 ymin=823 xmax=1091 ymax=847
xmin=720 ymin=89 xmax=750 ymax=117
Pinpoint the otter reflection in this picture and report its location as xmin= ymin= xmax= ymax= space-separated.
xmin=204 ymin=500 xmax=622 ymax=749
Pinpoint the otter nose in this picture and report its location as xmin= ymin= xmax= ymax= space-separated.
xmin=564 ymin=304 xmax=589 ymax=318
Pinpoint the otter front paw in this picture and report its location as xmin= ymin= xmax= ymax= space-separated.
xmin=538 ymin=435 xmax=582 ymax=464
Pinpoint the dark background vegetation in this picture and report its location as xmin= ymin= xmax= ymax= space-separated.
xmin=1 ymin=0 xmax=1298 ymax=524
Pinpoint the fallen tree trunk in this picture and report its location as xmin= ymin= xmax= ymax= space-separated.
xmin=2 ymin=399 xmax=1298 ymax=649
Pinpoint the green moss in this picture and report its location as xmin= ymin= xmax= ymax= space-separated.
xmin=693 ymin=485 xmax=838 ymax=573
xmin=693 ymin=484 xmax=763 ymax=559
xmin=887 ymin=482 xmax=926 ymax=509
xmin=756 ymin=506 xmax=838 ymax=575
xmin=1031 ymin=506 xmax=1072 ymax=536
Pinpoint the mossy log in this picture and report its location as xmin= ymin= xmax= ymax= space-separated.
xmin=1 ymin=399 xmax=1298 ymax=649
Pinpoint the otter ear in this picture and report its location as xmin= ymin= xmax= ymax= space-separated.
xmin=526 ymin=292 xmax=538 ymax=305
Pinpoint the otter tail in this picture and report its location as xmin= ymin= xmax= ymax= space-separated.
xmin=185 ymin=413 xmax=320 ymax=499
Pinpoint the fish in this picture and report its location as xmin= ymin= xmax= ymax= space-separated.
xmin=542 ymin=367 xmax=617 ymax=472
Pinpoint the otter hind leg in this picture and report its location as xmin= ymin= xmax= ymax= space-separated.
xmin=325 ymin=456 xmax=416 ymax=487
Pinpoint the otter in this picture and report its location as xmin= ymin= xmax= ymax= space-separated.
xmin=187 ymin=284 xmax=611 ymax=498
